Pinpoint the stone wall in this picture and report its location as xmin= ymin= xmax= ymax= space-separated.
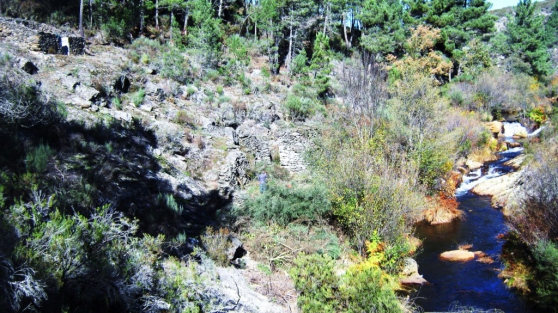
xmin=37 ymin=31 xmax=85 ymax=55
xmin=0 ymin=17 xmax=84 ymax=55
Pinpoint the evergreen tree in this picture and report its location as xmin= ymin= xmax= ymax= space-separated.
xmin=310 ymin=32 xmax=332 ymax=97
xmin=161 ymin=0 xmax=186 ymax=44
xmin=187 ymin=0 xmax=223 ymax=66
xmin=408 ymin=0 xmax=496 ymax=58
xmin=281 ymin=0 xmax=318 ymax=73
xmin=545 ymin=0 xmax=558 ymax=47
xmin=507 ymin=0 xmax=552 ymax=77
xmin=249 ymin=0 xmax=285 ymax=74
xmin=359 ymin=0 xmax=407 ymax=58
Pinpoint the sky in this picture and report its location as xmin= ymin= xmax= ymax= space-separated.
xmin=488 ymin=0 xmax=538 ymax=10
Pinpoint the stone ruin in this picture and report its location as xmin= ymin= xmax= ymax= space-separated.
xmin=37 ymin=32 xmax=85 ymax=55
xmin=0 ymin=17 xmax=85 ymax=55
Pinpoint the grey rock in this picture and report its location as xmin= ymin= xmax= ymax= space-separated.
xmin=219 ymin=150 xmax=249 ymax=189
xmin=140 ymin=104 xmax=153 ymax=112
xmin=112 ymin=110 xmax=132 ymax=122
xmin=75 ymin=84 xmax=100 ymax=101
xmin=61 ymin=74 xmax=80 ymax=90
xmin=401 ymin=258 xmax=419 ymax=277
xmin=67 ymin=96 xmax=91 ymax=108
xmin=226 ymin=235 xmax=246 ymax=261
xmin=224 ymin=127 xmax=239 ymax=146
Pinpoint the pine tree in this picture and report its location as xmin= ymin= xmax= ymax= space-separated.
xmin=507 ymin=0 xmax=552 ymax=77
xmin=187 ymin=0 xmax=223 ymax=66
xmin=407 ymin=0 xmax=496 ymax=58
xmin=282 ymin=0 xmax=318 ymax=73
xmin=546 ymin=0 xmax=558 ymax=47
xmin=359 ymin=0 xmax=407 ymax=58
xmin=248 ymin=0 xmax=285 ymax=74
xmin=310 ymin=32 xmax=332 ymax=97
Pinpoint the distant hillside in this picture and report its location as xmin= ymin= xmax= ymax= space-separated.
xmin=491 ymin=0 xmax=557 ymax=16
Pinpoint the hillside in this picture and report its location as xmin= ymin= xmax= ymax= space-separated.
xmin=1 ymin=0 xmax=558 ymax=312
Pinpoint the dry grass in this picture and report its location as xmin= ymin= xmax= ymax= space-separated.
xmin=242 ymin=264 xmax=298 ymax=312
xmin=241 ymin=224 xmax=343 ymax=269
xmin=468 ymin=146 xmax=499 ymax=163
xmin=420 ymin=194 xmax=465 ymax=225
xmin=498 ymin=262 xmax=532 ymax=295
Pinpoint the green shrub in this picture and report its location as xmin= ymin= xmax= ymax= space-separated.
xmin=25 ymin=143 xmax=54 ymax=173
xmin=200 ymin=227 xmax=231 ymax=267
xmin=290 ymin=252 xmax=403 ymax=313
xmin=174 ymin=110 xmax=194 ymax=126
xmin=245 ymin=180 xmax=331 ymax=226
xmin=157 ymin=193 xmax=183 ymax=214
xmin=284 ymin=95 xmax=321 ymax=121
xmin=159 ymin=49 xmax=191 ymax=84
xmin=291 ymin=50 xmax=309 ymax=76
xmin=112 ymin=97 xmax=122 ymax=110
xmin=131 ymin=88 xmax=145 ymax=107
xmin=216 ymin=85 xmax=224 ymax=95
xmin=341 ymin=265 xmax=402 ymax=313
xmin=290 ymin=253 xmax=341 ymax=313
xmin=101 ymin=18 xmax=127 ymax=41
xmin=411 ymin=139 xmax=453 ymax=190
xmin=532 ymin=240 xmax=558 ymax=310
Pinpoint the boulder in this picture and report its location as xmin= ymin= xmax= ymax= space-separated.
xmin=75 ymin=84 xmax=100 ymax=101
xmin=401 ymin=258 xmax=419 ymax=277
xmin=503 ymin=154 xmax=525 ymax=170
xmin=466 ymin=159 xmax=483 ymax=171
xmin=477 ymin=256 xmax=495 ymax=264
xmin=112 ymin=111 xmax=132 ymax=122
xmin=471 ymin=170 xmax=522 ymax=198
xmin=439 ymin=250 xmax=475 ymax=262
xmin=20 ymin=60 xmax=38 ymax=74
xmin=400 ymin=274 xmax=429 ymax=285
xmin=139 ymin=104 xmax=153 ymax=112
xmin=400 ymin=257 xmax=428 ymax=285
xmin=219 ymin=150 xmax=249 ymax=189
xmin=67 ymin=96 xmax=91 ymax=109
xmin=226 ymin=235 xmax=247 ymax=261
xmin=506 ymin=141 xmax=521 ymax=149
xmin=61 ymin=74 xmax=80 ymax=90
xmin=486 ymin=121 xmax=503 ymax=136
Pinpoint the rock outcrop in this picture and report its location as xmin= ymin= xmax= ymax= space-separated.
xmin=400 ymin=257 xmax=429 ymax=285
xmin=471 ymin=170 xmax=523 ymax=210
xmin=486 ymin=121 xmax=503 ymax=137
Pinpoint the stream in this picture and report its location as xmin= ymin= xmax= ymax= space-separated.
xmin=414 ymin=127 xmax=537 ymax=312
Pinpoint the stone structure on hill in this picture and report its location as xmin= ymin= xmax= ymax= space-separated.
xmin=0 ymin=17 xmax=85 ymax=55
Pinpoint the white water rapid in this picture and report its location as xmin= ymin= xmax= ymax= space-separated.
xmin=455 ymin=122 xmax=543 ymax=197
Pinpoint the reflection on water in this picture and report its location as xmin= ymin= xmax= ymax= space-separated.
xmin=414 ymin=195 xmax=534 ymax=312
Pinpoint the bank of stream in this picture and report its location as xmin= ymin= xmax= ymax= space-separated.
xmin=414 ymin=145 xmax=535 ymax=312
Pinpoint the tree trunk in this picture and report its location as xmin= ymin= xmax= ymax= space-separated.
xmin=218 ymin=0 xmax=223 ymax=18
xmin=343 ymin=13 xmax=350 ymax=49
xmin=254 ymin=21 xmax=257 ymax=40
xmin=155 ymin=0 xmax=159 ymax=29
xmin=140 ymin=0 xmax=145 ymax=34
xmin=0 ymin=0 xmax=3 ymax=15
xmin=89 ymin=0 xmax=93 ymax=28
xmin=79 ymin=0 xmax=84 ymax=37
xmin=286 ymin=24 xmax=293 ymax=73
xmin=183 ymin=9 xmax=189 ymax=35
xmin=323 ymin=4 xmax=328 ymax=34
xmin=170 ymin=10 xmax=173 ymax=44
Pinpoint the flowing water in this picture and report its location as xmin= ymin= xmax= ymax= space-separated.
xmin=414 ymin=136 xmax=535 ymax=312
